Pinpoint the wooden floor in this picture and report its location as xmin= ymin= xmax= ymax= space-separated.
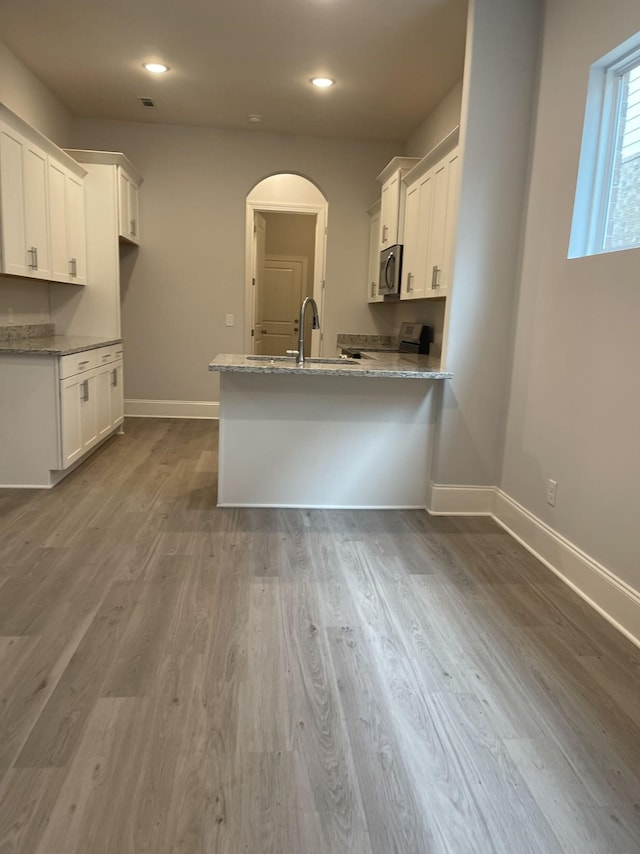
xmin=1 ymin=419 xmax=639 ymax=853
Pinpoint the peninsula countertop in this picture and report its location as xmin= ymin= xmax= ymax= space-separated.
xmin=0 ymin=334 xmax=123 ymax=356
xmin=209 ymin=352 xmax=453 ymax=379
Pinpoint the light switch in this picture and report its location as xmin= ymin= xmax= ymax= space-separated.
xmin=225 ymin=314 xmax=234 ymax=327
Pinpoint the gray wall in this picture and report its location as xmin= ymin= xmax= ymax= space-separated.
xmin=432 ymin=0 xmax=542 ymax=487
xmin=70 ymin=119 xmax=397 ymax=402
xmin=500 ymin=0 xmax=640 ymax=590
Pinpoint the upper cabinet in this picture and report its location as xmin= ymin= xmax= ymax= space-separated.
xmin=0 ymin=103 xmax=87 ymax=285
xmin=366 ymin=200 xmax=384 ymax=303
xmin=400 ymin=129 xmax=461 ymax=302
xmin=48 ymin=159 xmax=87 ymax=285
xmin=118 ymin=165 xmax=141 ymax=244
xmin=377 ymin=156 xmax=420 ymax=251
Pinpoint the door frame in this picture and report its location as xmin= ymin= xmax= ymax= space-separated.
xmin=245 ymin=200 xmax=327 ymax=356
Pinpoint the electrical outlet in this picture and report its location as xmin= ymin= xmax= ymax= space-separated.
xmin=547 ymin=479 xmax=558 ymax=507
xmin=225 ymin=314 xmax=234 ymax=327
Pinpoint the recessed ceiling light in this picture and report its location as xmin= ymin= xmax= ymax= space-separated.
xmin=143 ymin=62 xmax=169 ymax=74
xmin=248 ymin=114 xmax=262 ymax=123
xmin=310 ymin=77 xmax=335 ymax=88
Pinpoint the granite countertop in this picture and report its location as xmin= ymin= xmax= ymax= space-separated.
xmin=209 ymin=352 xmax=452 ymax=379
xmin=0 ymin=334 xmax=123 ymax=356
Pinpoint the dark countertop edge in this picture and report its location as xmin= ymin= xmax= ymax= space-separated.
xmin=0 ymin=336 xmax=123 ymax=356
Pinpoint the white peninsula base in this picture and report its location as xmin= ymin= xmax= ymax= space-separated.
xmin=217 ymin=372 xmax=441 ymax=509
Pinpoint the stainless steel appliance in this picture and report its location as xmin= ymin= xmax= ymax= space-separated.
xmin=398 ymin=321 xmax=433 ymax=354
xmin=379 ymin=244 xmax=402 ymax=298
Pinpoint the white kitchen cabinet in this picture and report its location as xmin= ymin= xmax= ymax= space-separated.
xmin=400 ymin=133 xmax=461 ymax=301
xmin=376 ymin=156 xmax=420 ymax=251
xmin=118 ymin=166 xmax=141 ymax=244
xmin=0 ymin=122 xmax=50 ymax=279
xmin=0 ymin=344 xmax=124 ymax=487
xmin=48 ymin=160 xmax=87 ymax=285
xmin=60 ymin=371 xmax=98 ymax=466
xmin=0 ymin=103 xmax=87 ymax=285
xmin=57 ymin=151 xmax=143 ymax=339
xmin=366 ymin=201 xmax=384 ymax=303
xmin=59 ymin=345 xmax=123 ymax=468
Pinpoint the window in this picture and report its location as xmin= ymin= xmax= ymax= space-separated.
xmin=569 ymin=34 xmax=640 ymax=258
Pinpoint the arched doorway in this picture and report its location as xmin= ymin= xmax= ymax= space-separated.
xmin=245 ymin=174 xmax=328 ymax=357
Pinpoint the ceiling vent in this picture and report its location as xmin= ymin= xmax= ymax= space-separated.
xmin=138 ymin=96 xmax=155 ymax=108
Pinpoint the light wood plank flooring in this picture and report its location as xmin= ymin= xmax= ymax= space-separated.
xmin=1 ymin=418 xmax=639 ymax=853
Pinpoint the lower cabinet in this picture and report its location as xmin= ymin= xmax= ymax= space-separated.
xmin=0 ymin=343 xmax=124 ymax=487
xmin=59 ymin=346 xmax=124 ymax=469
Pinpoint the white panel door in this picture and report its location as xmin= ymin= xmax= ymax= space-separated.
xmin=48 ymin=159 xmax=68 ymax=281
xmin=0 ymin=124 xmax=28 ymax=276
xmin=60 ymin=375 xmax=84 ymax=467
xmin=24 ymin=141 xmax=51 ymax=279
xmin=96 ymin=364 xmax=113 ymax=439
xmin=261 ymin=258 xmax=304 ymax=356
xmin=110 ymin=361 xmax=124 ymax=427
xmin=65 ymin=171 xmax=87 ymax=284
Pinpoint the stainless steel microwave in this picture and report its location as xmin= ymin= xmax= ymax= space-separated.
xmin=379 ymin=244 xmax=402 ymax=298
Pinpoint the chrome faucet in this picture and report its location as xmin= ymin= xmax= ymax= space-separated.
xmin=296 ymin=297 xmax=320 ymax=365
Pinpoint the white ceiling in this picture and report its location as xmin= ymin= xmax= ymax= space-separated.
xmin=0 ymin=0 xmax=468 ymax=143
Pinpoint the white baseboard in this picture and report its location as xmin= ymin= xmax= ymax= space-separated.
xmin=428 ymin=483 xmax=496 ymax=515
xmin=493 ymin=489 xmax=640 ymax=650
xmin=124 ymin=399 xmax=219 ymax=419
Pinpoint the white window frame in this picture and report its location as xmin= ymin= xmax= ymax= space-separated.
xmin=569 ymin=33 xmax=640 ymax=258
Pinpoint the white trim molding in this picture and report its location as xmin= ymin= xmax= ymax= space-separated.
xmin=124 ymin=399 xmax=219 ymax=419
xmin=428 ymin=483 xmax=496 ymax=515
xmin=493 ymin=489 xmax=640 ymax=650
xmin=426 ymin=483 xmax=640 ymax=649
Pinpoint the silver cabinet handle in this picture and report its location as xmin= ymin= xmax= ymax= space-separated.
xmin=111 ymin=368 xmax=118 ymax=387
xmin=406 ymin=272 xmax=414 ymax=292
xmin=28 ymin=246 xmax=38 ymax=269
xmin=69 ymin=258 xmax=77 ymax=277
xmin=80 ymin=379 xmax=89 ymax=402
xmin=381 ymin=224 xmax=388 ymax=243
xmin=130 ymin=219 xmax=136 ymax=236
xmin=431 ymin=266 xmax=441 ymax=290
xmin=371 ymin=281 xmax=376 ymax=298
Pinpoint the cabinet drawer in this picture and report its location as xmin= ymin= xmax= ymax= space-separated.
xmin=59 ymin=351 xmax=97 ymax=379
xmin=94 ymin=345 xmax=123 ymax=366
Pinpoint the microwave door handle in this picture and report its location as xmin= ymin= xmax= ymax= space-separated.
xmin=385 ymin=252 xmax=394 ymax=288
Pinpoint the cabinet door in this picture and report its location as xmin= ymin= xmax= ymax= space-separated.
xmin=60 ymin=375 xmax=84 ymax=467
xmin=96 ymin=364 xmax=113 ymax=439
xmin=23 ymin=141 xmax=51 ymax=280
xmin=366 ymin=209 xmax=383 ymax=303
xmin=0 ymin=123 xmax=28 ymax=276
xmin=110 ymin=360 xmax=124 ymax=427
xmin=65 ymin=171 xmax=87 ymax=284
xmin=438 ymin=149 xmax=461 ymax=297
xmin=400 ymin=182 xmax=421 ymax=300
xmin=128 ymin=181 xmax=140 ymax=243
xmin=81 ymin=374 xmax=98 ymax=452
xmin=426 ymin=161 xmax=450 ymax=298
xmin=118 ymin=168 xmax=140 ymax=244
xmin=48 ymin=159 xmax=69 ymax=281
xmin=379 ymin=173 xmax=400 ymax=249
